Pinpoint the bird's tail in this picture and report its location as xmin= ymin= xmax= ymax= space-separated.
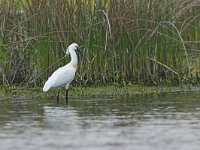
xmin=43 ymin=81 xmax=51 ymax=92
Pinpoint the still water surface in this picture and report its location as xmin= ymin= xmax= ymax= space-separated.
xmin=0 ymin=93 xmax=200 ymax=150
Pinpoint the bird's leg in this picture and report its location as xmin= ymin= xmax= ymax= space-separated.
xmin=56 ymin=91 xmax=60 ymax=103
xmin=65 ymin=89 xmax=68 ymax=105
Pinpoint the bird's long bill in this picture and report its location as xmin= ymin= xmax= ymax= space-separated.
xmin=78 ymin=47 xmax=91 ymax=64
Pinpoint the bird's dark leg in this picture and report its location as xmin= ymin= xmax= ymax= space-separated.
xmin=56 ymin=91 xmax=60 ymax=103
xmin=65 ymin=89 xmax=68 ymax=105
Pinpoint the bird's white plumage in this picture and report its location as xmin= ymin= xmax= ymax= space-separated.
xmin=43 ymin=64 xmax=76 ymax=92
xmin=43 ymin=43 xmax=78 ymax=92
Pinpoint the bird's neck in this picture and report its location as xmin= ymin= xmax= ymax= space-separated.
xmin=69 ymin=49 xmax=78 ymax=65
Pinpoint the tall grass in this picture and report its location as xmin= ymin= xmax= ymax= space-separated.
xmin=0 ymin=0 xmax=199 ymax=86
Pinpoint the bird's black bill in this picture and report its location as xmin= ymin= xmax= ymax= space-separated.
xmin=77 ymin=47 xmax=91 ymax=64
xmin=77 ymin=46 xmax=81 ymax=51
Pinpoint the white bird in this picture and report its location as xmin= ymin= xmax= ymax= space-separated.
xmin=43 ymin=43 xmax=79 ymax=103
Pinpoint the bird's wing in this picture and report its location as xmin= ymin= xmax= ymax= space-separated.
xmin=44 ymin=65 xmax=76 ymax=90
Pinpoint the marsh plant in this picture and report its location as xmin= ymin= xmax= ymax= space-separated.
xmin=0 ymin=0 xmax=199 ymax=87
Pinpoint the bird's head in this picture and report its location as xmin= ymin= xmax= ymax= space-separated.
xmin=66 ymin=43 xmax=79 ymax=55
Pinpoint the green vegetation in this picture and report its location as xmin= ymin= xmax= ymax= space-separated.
xmin=0 ymin=85 xmax=199 ymax=99
xmin=0 ymin=0 xmax=199 ymax=87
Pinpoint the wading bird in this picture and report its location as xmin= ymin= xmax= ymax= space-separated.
xmin=43 ymin=43 xmax=79 ymax=104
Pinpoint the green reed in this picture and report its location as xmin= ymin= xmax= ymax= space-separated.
xmin=0 ymin=0 xmax=199 ymax=86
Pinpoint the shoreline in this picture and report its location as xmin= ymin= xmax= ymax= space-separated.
xmin=0 ymin=85 xmax=199 ymax=99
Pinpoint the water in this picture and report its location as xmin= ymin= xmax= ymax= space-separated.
xmin=0 ymin=92 xmax=200 ymax=150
